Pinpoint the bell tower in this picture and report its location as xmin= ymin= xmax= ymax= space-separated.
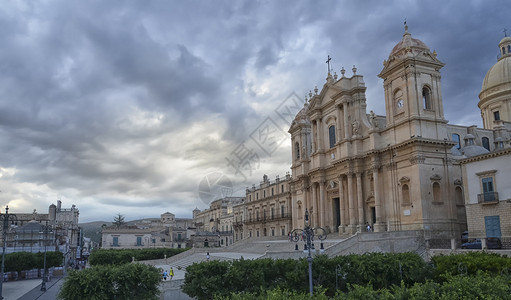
xmin=378 ymin=25 xmax=447 ymax=141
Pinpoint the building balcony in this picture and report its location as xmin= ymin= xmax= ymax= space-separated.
xmin=243 ymin=213 xmax=291 ymax=225
xmin=477 ymin=192 xmax=499 ymax=204
xmin=218 ymin=231 xmax=233 ymax=235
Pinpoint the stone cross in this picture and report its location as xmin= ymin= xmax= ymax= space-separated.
xmin=326 ymin=55 xmax=331 ymax=74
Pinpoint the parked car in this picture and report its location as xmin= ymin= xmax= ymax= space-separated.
xmin=461 ymin=231 xmax=469 ymax=243
xmin=461 ymin=238 xmax=502 ymax=249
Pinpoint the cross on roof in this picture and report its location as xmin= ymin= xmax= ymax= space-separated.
xmin=504 ymin=28 xmax=508 ymax=37
xmin=326 ymin=55 xmax=331 ymax=74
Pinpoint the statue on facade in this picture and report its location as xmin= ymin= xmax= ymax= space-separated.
xmin=352 ymin=120 xmax=360 ymax=136
xmin=370 ymin=110 xmax=378 ymax=128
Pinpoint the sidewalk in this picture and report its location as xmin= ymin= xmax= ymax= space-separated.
xmin=13 ymin=276 xmax=65 ymax=300
xmin=1 ymin=279 xmax=41 ymax=300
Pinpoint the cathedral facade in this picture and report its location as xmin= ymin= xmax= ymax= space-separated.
xmin=288 ymin=26 xmax=510 ymax=244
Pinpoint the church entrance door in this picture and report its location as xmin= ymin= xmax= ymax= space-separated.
xmin=333 ymin=197 xmax=340 ymax=231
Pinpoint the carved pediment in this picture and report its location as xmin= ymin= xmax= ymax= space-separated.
xmin=399 ymin=176 xmax=410 ymax=184
xmin=430 ymin=174 xmax=442 ymax=181
xmin=454 ymin=179 xmax=462 ymax=186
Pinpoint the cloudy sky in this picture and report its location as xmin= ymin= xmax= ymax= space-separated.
xmin=0 ymin=0 xmax=508 ymax=222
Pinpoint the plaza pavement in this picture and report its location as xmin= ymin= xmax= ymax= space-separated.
xmin=1 ymin=275 xmax=64 ymax=300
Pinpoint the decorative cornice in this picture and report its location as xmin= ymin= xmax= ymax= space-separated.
xmin=460 ymin=147 xmax=511 ymax=164
xmin=409 ymin=155 xmax=426 ymax=165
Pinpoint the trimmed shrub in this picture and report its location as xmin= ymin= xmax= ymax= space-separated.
xmin=182 ymin=252 xmax=430 ymax=299
xmin=58 ymin=263 xmax=161 ymax=300
xmin=431 ymin=251 xmax=511 ymax=279
xmin=1 ymin=251 xmax=63 ymax=272
xmin=212 ymin=272 xmax=511 ymax=299
xmin=183 ymin=252 xmax=511 ymax=299
xmin=88 ymin=247 xmax=188 ymax=266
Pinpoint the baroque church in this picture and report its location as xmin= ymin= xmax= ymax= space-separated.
xmin=288 ymin=25 xmax=511 ymax=245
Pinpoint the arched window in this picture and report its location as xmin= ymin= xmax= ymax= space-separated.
xmin=433 ymin=182 xmax=441 ymax=203
xmin=423 ymin=87 xmax=432 ymax=109
xmin=295 ymin=142 xmax=300 ymax=160
xmin=452 ymin=133 xmax=461 ymax=149
xmin=402 ymin=184 xmax=410 ymax=205
xmin=482 ymin=137 xmax=490 ymax=151
xmin=503 ymin=47 xmax=506 ymax=55
xmin=329 ymin=125 xmax=336 ymax=148
xmin=508 ymin=45 xmax=511 ymax=53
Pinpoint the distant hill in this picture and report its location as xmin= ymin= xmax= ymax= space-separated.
xmin=80 ymin=221 xmax=110 ymax=246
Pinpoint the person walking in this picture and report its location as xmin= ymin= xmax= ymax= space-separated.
xmin=169 ymin=267 xmax=174 ymax=280
xmin=206 ymin=252 xmax=210 ymax=261
xmin=163 ymin=270 xmax=168 ymax=281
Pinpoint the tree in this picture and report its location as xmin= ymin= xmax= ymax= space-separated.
xmin=112 ymin=213 xmax=126 ymax=228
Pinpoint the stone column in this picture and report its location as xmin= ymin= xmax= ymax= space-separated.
xmin=311 ymin=121 xmax=316 ymax=153
xmin=356 ymin=172 xmax=364 ymax=232
xmin=338 ymin=175 xmax=345 ymax=234
xmin=373 ymin=165 xmax=385 ymax=232
xmin=347 ymin=172 xmax=357 ymax=234
xmin=317 ymin=118 xmax=324 ymax=152
xmin=319 ymin=181 xmax=326 ymax=228
xmin=311 ymin=183 xmax=317 ymax=227
xmin=337 ymin=105 xmax=343 ymax=141
xmin=343 ymin=103 xmax=350 ymax=140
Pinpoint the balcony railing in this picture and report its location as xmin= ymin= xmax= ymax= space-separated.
xmin=477 ymin=192 xmax=499 ymax=203
xmin=243 ymin=213 xmax=291 ymax=224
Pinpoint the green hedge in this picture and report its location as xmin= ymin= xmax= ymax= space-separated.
xmin=88 ymin=247 xmax=188 ymax=266
xmin=182 ymin=252 xmax=430 ymax=300
xmin=1 ymin=251 xmax=63 ymax=272
xmin=214 ymin=272 xmax=511 ymax=299
xmin=431 ymin=251 xmax=511 ymax=279
xmin=183 ymin=252 xmax=511 ymax=300
xmin=58 ymin=263 xmax=161 ymax=300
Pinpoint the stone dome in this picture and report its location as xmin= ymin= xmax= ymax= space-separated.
xmin=450 ymin=146 xmax=463 ymax=157
xmin=480 ymin=36 xmax=511 ymax=98
xmin=460 ymin=134 xmax=489 ymax=157
xmin=461 ymin=145 xmax=490 ymax=157
xmin=389 ymin=25 xmax=430 ymax=58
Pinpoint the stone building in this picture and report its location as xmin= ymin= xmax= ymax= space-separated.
xmin=287 ymin=26 xmax=510 ymax=246
xmin=101 ymin=212 xmax=193 ymax=249
xmin=192 ymin=197 xmax=243 ymax=247
xmin=0 ymin=200 xmax=81 ymax=261
xmin=458 ymin=35 xmax=511 ymax=248
xmin=241 ymin=174 xmax=293 ymax=240
xmin=461 ymin=148 xmax=511 ymax=248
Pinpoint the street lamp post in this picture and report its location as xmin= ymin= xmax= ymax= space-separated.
xmin=0 ymin=206 xmax=17 ymax=300
xmin=40 ymin=224 xmax=53 ymax=292
xmin=290 ymin=209 xmax=327 ymax=297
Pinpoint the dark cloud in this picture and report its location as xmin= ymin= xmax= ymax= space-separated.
xmin=0 ymin=0 xmax=507 ymax=221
